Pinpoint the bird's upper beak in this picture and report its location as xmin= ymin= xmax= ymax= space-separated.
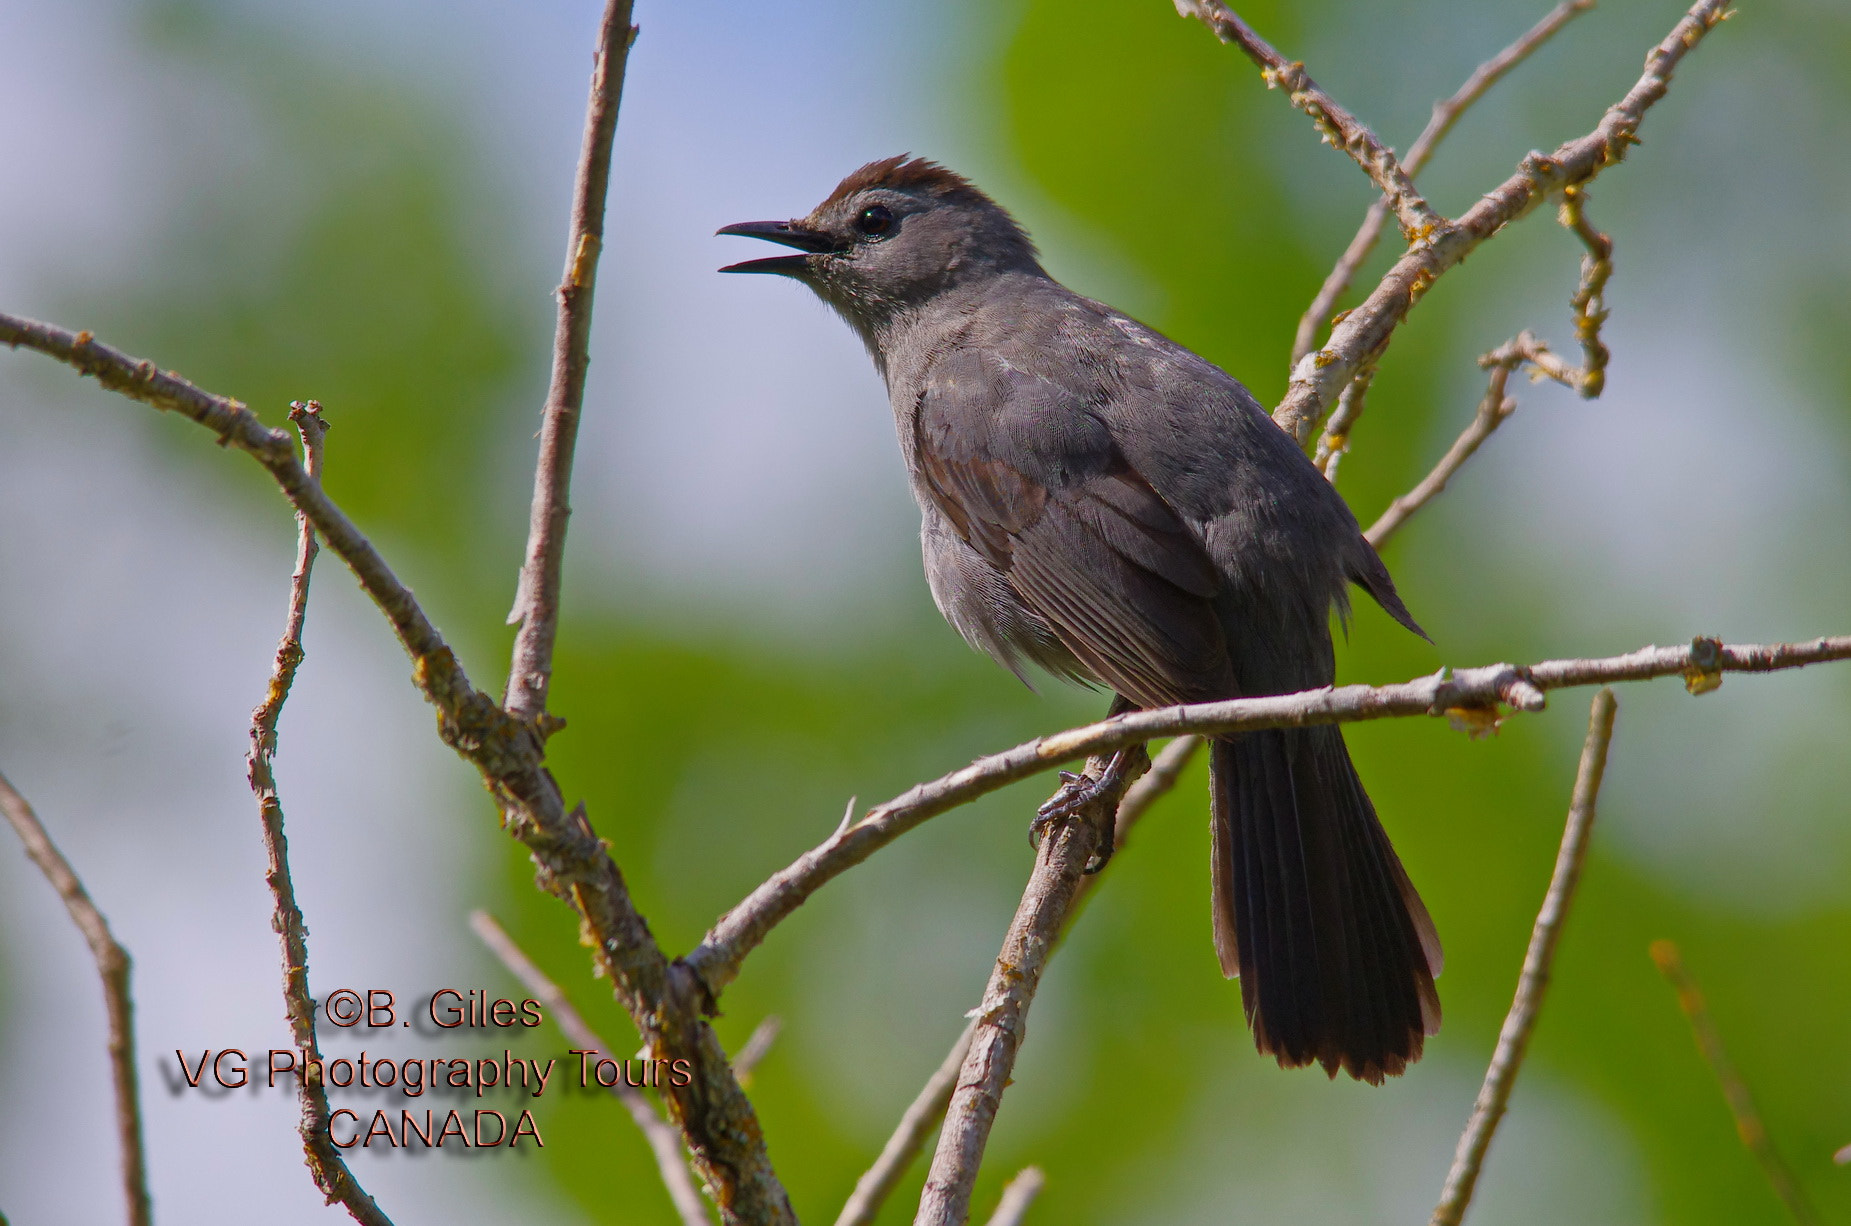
xmin=717 ymin=220 xmax=839 ymax=275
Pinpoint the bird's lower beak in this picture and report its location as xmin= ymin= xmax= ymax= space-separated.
xmin=717 ymin=220 xmax=838 ymax=275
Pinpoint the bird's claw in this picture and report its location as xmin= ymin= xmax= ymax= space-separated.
xmin=1030 ymin=769 xmax=1118 ymax=874
xmin=1037 ymin=769 xmax=1104 ymax=821
xmin=1027 ymin=771 xmax=1086 ymax=850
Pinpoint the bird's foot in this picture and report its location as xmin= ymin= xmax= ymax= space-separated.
xmin=1030 ymin=756 xmax=1131 ymax=874
xmin=1029 ymin=771 xmax=1090 ymax=844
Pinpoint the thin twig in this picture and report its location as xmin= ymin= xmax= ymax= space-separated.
xmin=836 ymin=738 xmax=1200 ymax=1226
xmin=1649 ymin=941 xmax=1824 ymax=1226
xmin=1558 ymin=185 xmax=1612 ymax=398
xmin=1430 ymin=687 xmax=1617 ymax=1226
xmin=1364 ymin=337 xmax=1531 ymax=547
xmin=732 ymin=1016 xmax=783 ymax=1086
xmin=686 ymin=633 xmax=1847 ymax=997
xmin=1313 ymin=362 xmax=1376 ymax=478
xmin=834 ymin=1020 xmax=979 ymax=1226
xmin=1175 ymin=1 xmax=1442 ymax=241
xmin=1364 ymin=316 xmax=1604 ymax=545
xmin=1292 ymin=0 xmax=1596 ymax=365
xmin=917 ymin=748 xmax=1149 ymax=1226
xmin=0 ymin=771 xmax=152 ymax=1226
xmin=245 ymin=402 xmax=391 ymax=1225
xmin=1222 ymin=0 xmax=1734 ymax=445
xmin=470 ymin=911 xmax=713 ymax=1226
xmin=981 ymin=1168 xmax=1046 ymax=1226
xmin=505 ymin=0 xmax=637 ymax=721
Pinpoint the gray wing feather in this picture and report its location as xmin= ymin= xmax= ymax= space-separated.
xmin=912 ymin=349 xmax=1235 ymax=708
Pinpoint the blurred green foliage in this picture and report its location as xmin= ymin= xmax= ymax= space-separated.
xmin=89 ymin=0 xmax=1851 ymax=1222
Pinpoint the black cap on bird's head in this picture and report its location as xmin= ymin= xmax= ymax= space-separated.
xmin=718 ymin=155 xmax=1042 ymax=327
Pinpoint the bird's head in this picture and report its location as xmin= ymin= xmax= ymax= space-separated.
xmin=719 ymin=155 xmax=1042 ymax=336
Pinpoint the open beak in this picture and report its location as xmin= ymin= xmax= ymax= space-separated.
xmin=717 ymin=220 xmax=838 ymax=275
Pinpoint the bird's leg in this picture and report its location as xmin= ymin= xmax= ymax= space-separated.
xmin=1030 ymin=696 xmax=1148 ymax=874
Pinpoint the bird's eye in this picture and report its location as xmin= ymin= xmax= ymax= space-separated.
xmin=855 ymin=205 xmax=894 ymax=238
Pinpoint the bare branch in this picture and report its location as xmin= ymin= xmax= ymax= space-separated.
xmin=0 ymin=770 xmax=152 ymax=1226
xmin=470 ymin=910 xmax=713 ymax=1226
xmin=834 ymin=1020 xmax=978 ymax=1226
xmin=1174 ymin=1 xmax=1441 ymax=240
xmin=836 ymin=737 xmax=1200 ymax=1226
xmin=982 ymin=1168 xmax=1046 ymax=1226
xmin=917 ymin=749 xmax=1149 ymax=1225
xmin=1430 ymin=687 xmax=1617 ymax=1226
xmin=505 ymin=0 xmax=638 ymax=720
xmin=1649 ymin=941 xmax=1824 ymax=1226
xmin=686 ymin=634 xmax=1846 ymax=996
xmin=1314 ymin=185 xmax=1610 ymax=482
xmin=1293 ymin=0 xmax=1596 ymax=365
xmin=245 ymin=401 xmax=392 ymax=1225
xmin=0 ymin=324 xmax=793 ymax=1223
xmin=1263 ymin=0 xmax=1732 ymax=444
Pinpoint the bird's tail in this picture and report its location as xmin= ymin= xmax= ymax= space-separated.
xmin=1208 ymin=729 xmax=1441 ymax=1083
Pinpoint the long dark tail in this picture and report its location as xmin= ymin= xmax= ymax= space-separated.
xmin=1209 ymin=729 xmax=1442 ymax=1083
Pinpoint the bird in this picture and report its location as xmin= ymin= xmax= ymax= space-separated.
xmin=718 ymin=155 xmax=1441 ymax=1082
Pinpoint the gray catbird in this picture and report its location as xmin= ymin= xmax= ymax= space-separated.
xmin=720 ymin=155 xmax=1440 ymax=1082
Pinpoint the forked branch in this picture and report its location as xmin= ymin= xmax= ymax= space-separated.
xmin=1293 ymin=0 xmax=1596 ymax=365
xmin=1307 ymin=1 xmax=1598 ymax=479
xmin=837 ymin=736 xmax=1202 ymax=1226
xmin=1186 ymin=0 xmax=1734 ymax=445
xmin=1360 ymin=204 xmax=1611 ymax=542
xmin=917 ymin=748 xmax=1150 ymax=1225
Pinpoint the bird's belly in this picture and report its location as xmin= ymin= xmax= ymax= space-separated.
xmin=919 ymin=514 xmax=1091 ymax=689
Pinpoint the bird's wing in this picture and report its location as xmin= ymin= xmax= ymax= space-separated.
xmin=913 ymin=350 xmax=1234 ymax=709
